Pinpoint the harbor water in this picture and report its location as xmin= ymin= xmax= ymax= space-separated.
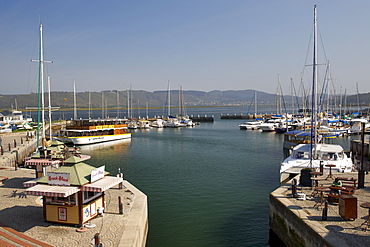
xmin=79 ymin=120 xmax=283 ymax=246
xmin=59 ymin=107 xmax=354 ymax=246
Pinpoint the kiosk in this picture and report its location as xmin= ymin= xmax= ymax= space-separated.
xmin=24 ymin=156 xmax=122 ymax=225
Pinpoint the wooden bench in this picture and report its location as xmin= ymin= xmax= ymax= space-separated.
xmin=336 ymin=177 xmax=357 ymax=190
xmin=327 ymin=185 xmax=355 ymax=202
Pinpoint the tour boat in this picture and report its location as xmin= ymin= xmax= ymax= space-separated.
xmin=57 ymin=119 xmax=131 ymax=145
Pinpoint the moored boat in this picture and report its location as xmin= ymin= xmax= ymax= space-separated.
xmin=56 ymin=119 xmax=131 ymax=145
xmin=280 ymin=143 xmax=354 ymax=181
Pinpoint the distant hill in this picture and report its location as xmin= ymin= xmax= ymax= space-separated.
xmin=0 ymin=90 xmax=369 ymax=112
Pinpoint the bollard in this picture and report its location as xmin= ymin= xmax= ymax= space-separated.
xmin=322 ymin=201 xmax=328 ymax=221
xmin=292 ymin=179 xmax=297 ymax=197
xmin=0 ymin=146 xmax=3 ymax=155
xmin=94 ymin=233 xmax=100 ymax=246
xmin=21 ymin=137 xmax=23 ymax=145
xmin=14 ymin=139 xmax=16 ymax=148
xmin=358 ymin=170 xmax=365 ymax=189
xmin=118 ymin=196 xmax=123 ymax=214
xmin=8 ymin=143 xmax=11 ymax=152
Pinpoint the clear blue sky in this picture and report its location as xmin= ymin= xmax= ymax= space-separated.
xmin=1 ymin=0 xmax=369 ymax=95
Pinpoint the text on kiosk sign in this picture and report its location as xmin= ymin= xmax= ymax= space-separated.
xmin=48 ymin=172 xmax=70 ymax=186
xmin=91 ymin=165 xmax=105 ymax=183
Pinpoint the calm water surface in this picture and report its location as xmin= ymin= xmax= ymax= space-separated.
xmin=81 ymin=119 xmax=285 ymax=247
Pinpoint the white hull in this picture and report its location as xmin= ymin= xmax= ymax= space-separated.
xmin=69 ymin=133 xmax=131 ymax=145
xmin=280 ymin=143 xmax=354 ymax=181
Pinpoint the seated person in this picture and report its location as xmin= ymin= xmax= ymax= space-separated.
xmin=331 ymin=178 xmax=343 ymax=194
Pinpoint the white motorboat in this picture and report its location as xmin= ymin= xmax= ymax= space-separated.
xmin=280 ymin=143 xmax=353 ymax=179
xmin=239 ymin=119 xmax=263 ymax=130
xmin=151 ymin=118 xmax=164 ymax=128
xmin=258 ymin=118 xmax=284 ymax=132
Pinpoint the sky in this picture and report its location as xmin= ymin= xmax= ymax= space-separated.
xmin=0 ymin=0 xmax=369 ymax=95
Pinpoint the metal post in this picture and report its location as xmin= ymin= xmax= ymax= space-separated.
xmin=118 ymin=196 xmax=123 ymax=214
xmin=322 ymin=201 xmax=328 ymax=221
xmin=0 ymin=146 xmax=3 ymax=155
xmin=8 ymin=143 xmax=11 ymax=151
xmin=292 ymin=179 xmax=297 ymax=197
xmin=358 ymin=122 xmax=365 ymax=188
xmin=14 ymin=139 xmax=16 ymax=148
xmin=94 ymin=233 xmax=100 ymax=247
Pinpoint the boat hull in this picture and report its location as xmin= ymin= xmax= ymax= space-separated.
xmin=65 ymin=133 xmax=131 ymax=145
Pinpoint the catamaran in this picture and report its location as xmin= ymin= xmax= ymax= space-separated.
xmin=280 ymin=5 xmax=354 ymax=181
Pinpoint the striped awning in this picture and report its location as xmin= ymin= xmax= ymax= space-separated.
xmin=81 ymin=176 xmax=123 ymax=192
xmin=25 ymin=159 xmax=62 ymax=167
xmin=25 ymin=184 xmax=79 ymax=197
xmin=23 ymin=178 xmax=41 ymax=187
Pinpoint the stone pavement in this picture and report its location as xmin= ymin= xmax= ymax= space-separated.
xmin=0 ymin=167 xmax=146 ymax=247
xmin=272 ymin=171 xmax=370 ymax=246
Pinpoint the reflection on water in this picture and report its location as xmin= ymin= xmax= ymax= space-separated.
xmin=79 ymin=138 xmax=131 ymax=154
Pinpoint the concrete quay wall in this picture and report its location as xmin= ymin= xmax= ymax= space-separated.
xmin=269 ymin=186 xmax=347 ymax=247
xmin=0 ymin=133 xmax=37 ymax=167
xmin=120 ymin=181 xmax=148 ymax=247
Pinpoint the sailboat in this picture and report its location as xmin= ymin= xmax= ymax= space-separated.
xmin=280 ymin=5 xmax=354 ymax=181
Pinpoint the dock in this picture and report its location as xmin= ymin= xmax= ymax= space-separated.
xmin=189 ymin=115 xmax=214 ymax=122
xmin=0 ymin=131 xmax=148 ymax=247
xmin=0 ymin=131 xmax=37 ymax=167
xmin=270 ymin=171 xmax=370 ymax=246
xmin=0 ymin=167 xmax=148 ymax=247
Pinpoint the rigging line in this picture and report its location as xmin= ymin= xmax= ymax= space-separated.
xmin=302 ymin=24 xmax=314 ymax=74
xmin=27 ymin=29 xmax=40 ymax=94
xmin=318 ymin=26 xmax=329 ymax=63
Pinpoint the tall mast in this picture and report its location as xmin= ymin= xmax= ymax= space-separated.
xmin=32 ymin=23 xmax=52 ymax=147
xmin=88 ymin=87 xmax=91 ymax=119
xmin=254 ymin=91 xmax=257 ymax=116
xmin=167 ymin=80 xmax=171 ymax=116
xmin=310 ymin=4 xmax=318 ymax=164
xmin=127 ymin=89 xmax=130 ymax=119
xmin=47 ymin=76 xmax=52 ymax=140
xmin=73 ymin=80 xmax=77 ymax=120
xmin=101 ymin=91 xmax=104 ymax=118
xmin=117 ymin=90 xmax=120 ymax=118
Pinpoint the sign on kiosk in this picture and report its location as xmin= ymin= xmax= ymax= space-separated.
xmin=48 ymin=172 xmax=70 ymax=186
xmin=91 ymin=165 xmax=105 ymax=183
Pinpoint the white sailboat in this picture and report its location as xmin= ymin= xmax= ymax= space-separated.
xmin=280 ymin=5 xmax=354 ymax=181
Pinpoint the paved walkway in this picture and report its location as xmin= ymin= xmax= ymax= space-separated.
xmin=273 ymin=171 xmax=370 ymax=246
xmin=0 ymin=167 xmax=137 ymax=247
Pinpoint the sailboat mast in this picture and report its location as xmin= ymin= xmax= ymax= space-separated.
xmin=310 ymin=4 xmax=318 ymax=163
xmin=47 ymin=76 xmax=52 ymax=141
xmin=39 ymin=23 xmax=46 ymax=144
xmin=167 ymin=80 xmax=171 ymax=116
xmin=88 ymin=88 xmax=91 ymax=119
xmin=36 ymin=24 xmax=42 ymax=147
xmin=127 ymin=89 xmax=130 ymax=119
xmin=73 ymin=80 xmax=77 ymax=120
xmin=117 ymin=90 xmax=119 ymax=118
xmin=32 ymin=23 xmax=53 ymax=146
xmin=254 ymin=91 xmax=257 ymax=117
